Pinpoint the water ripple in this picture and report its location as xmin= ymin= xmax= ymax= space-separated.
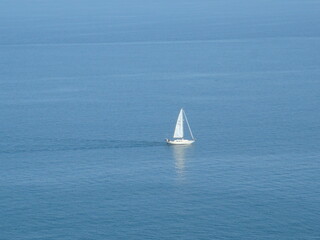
xmin=0 ymin=137 xmax=164 ymax=154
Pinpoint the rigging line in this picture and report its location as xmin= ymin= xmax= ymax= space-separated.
xmin=183 ymin=109 xmax=194 ymax=140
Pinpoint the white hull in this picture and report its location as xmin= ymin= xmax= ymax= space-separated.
xmin=166 ymin=139 xmax=195 ymax=145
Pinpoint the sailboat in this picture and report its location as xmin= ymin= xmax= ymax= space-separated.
xmin=166 ymin=108 xmax=195 ymax=145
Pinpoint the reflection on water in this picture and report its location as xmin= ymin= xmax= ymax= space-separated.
xmin=171 ymin=145 xmax=192 ymax=180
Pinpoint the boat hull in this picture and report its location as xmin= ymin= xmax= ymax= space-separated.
xmin=166 ymin=139 xmax=195 ymax=145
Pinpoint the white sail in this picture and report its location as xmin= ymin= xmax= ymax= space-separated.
xmin=173 ymin=109 xmax=184 ymax=138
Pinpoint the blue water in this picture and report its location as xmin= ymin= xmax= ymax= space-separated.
xmin=1 ymin=1 xmax=320 ymax=239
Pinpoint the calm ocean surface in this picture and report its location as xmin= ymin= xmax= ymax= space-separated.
xmin=1 ymin=1 xmax=320 ymax=239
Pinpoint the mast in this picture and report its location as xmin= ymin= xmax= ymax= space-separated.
xmin=183 ymin=109 xmax=194 ymax=140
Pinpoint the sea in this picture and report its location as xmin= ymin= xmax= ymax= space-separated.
xmin=1 ymin=0 xmax=320 ymax=239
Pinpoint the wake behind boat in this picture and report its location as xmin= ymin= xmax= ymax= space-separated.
xmin=166 ymin=108 xmax=195 ymax=145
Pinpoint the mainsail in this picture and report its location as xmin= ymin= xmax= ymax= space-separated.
xmin=173 ymin=109 xmax=184 ymax=138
